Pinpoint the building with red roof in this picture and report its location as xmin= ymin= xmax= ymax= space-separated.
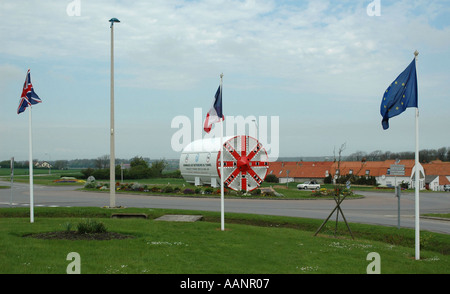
xmin=268 ymin=159 xmax=431 ymax=189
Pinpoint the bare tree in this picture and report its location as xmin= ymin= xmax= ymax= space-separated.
xmin=333 ymin=143 xmax=346 ymax=185
xmin=95 ymin=155 xmax=109 ymax=169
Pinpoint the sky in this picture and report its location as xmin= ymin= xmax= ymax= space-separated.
xmin=0 ymin=0 xmax=449 ymax=162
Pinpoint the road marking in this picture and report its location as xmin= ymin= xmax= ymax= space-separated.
xmin=0 ymin=202 xmax=71 ymax=208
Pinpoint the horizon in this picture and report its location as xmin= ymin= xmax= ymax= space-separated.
xmin=2 ymin=145 xmax=448 ymax=164
xmin=1 ymin=1 xmax=449 ymax=162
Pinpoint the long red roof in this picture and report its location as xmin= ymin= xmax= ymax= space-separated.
xmin=267 ymin=159 xmax=450 ymax=178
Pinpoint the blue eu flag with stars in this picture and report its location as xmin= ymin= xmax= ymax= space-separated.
xmin=380 ymin=58 xmax=418 ymax=130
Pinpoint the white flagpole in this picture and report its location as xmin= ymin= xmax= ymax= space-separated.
xmin=28 ymin=106 xmax=34 ymax=223
xmin=220 ymin=73 xmax=225 ymax=231
xmin=414 ymin=50 xmax=420 ymax=260
xmin=110 ymin=19 xmax=116 ymax=208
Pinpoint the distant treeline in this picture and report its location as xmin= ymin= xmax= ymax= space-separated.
xmin=345 ymin=146 xmax=450 ymax=163
xmin=80 ymin=157 xmax=181 ymax=180
xmin=1 ymin=146 xmax=449 ymax=170
xmin=0 ymin=155 xmax=179 ymax=171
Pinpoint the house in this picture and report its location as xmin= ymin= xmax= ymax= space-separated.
xmin=267 ymin=161 xmax=333 ymax=184
xmin=425 ymin=175 xmax=439 ymax=191
xmin=268 ymin=159 xmax=428 ymax=189
xmin=374 ymin=159 xmax=425 ymax=190
xmin=34 ymin=161 xmax=52 ymax=169
xmin=422 ymin=160 xmax=450 ymax=191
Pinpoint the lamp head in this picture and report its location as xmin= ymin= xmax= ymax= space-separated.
xmin=109 ymin=18 xmax=120 ymax=27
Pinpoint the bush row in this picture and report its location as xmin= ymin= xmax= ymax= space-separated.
xmin=324 ymin=174 xmax=377 ymax=186
xmin=84 ymin=180 xmax=265 ymax=196
xmin=311 ymin=187 xmax=354 ymax=197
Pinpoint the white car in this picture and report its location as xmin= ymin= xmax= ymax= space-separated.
xmin=297 ymin=180 xmax=320 ymax=190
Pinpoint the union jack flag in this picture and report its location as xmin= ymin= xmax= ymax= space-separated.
xmin=17 ymin=69 xmax=42 ymax=114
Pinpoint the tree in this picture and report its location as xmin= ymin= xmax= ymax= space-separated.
xmin=368 ymin=150 xmax=383 ymax=161
xmin=54 ymin=160 xmax=68 ymax=170
xmin=95 ymin=155 xmax=109 ymax=169
xmin=347 ymin=151 xmax=366 ymax=161
xmin=333 ymin=142 xmax=346 ymax=187
xmin=130 ymin=156 xmax=148 ymax=168
xmin=437 ymin=147 xmax=447 ymax=161
xmin=149 ymin=160 xmax=167 ymax=177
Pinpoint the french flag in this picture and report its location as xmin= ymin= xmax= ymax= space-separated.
xmin=203 ymin=85 xmax=224 ymax=133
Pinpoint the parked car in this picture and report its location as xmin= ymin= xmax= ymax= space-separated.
xmin=297 ymin=180 xmax=320 ymax=190
xmin=444 ymin=185 xmax=450 ymax=192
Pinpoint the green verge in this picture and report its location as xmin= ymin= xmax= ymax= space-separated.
xmin=0 ymin=207 xmax=449 ymax=274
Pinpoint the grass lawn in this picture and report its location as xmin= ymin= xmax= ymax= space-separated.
xmin=0 ymin=168 xmax=84 ymax=186
xmin=0 ymin=207 xmax=449 ymax=274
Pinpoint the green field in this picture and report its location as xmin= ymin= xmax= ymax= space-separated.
xmin=0 ymin=168 xmax=84 ymax=186
xmin=0 ymin=206 xmax=448 ymax=274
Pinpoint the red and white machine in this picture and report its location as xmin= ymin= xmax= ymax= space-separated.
xmin=179 ymin=135 xmax=269 ymax=192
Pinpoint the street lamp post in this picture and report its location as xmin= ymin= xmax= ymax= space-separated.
xmin=109 ymin=17 xmax=120 ymax=208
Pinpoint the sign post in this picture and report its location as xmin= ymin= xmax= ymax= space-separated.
xmin=396 ymin=185 xmax=401 ymax=228
xmin=10 ymin=157 xmax=14 ymax=207
xmin=390 ymin=164 xmax=405 ymax=229
xmin=389 ymin=164 xmax=405 ymax=176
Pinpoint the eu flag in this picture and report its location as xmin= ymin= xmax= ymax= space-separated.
xmin=380 ymin=58 xmax=417 ymax=130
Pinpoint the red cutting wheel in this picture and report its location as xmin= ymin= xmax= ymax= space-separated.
xmin=217 ymin=135 xmax=269 ymax=192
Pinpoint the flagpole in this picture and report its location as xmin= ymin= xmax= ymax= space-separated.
xmin=220 ymin=73 xmax=225 ymax=231
xmin=109 ymin=18 xmax=120 ymax=208
xmin=29 ymin=106 xmax=34 ymax=223
xmin=110 ymin=18 xmax=116 ymax=208
xmin=414 ymin=50 xmax=420 ymax=260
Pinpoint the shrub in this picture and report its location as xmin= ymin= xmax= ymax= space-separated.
xmin=63 ymin=222 xmax=73 ymax=232
xmin=311 ymin=190 xmax=322 ymax=197
xmin=84 ymin=181 xmax=97 ymax=189
xmin=151 ymin=186 xmax=161 ymax=192
xmin=162 ymin=186 xmax=174 ymax=193
xmin=265 ymin=174 xmax=278 ymax=183
xmin=204 ymin=187 xmax=214 ymax=194
xmin=131 ymin=182 xmax=142 ymax=191
xmin=183 ymin=188 xmax=194 ymax=194
xmin=81 ymin=168 xmax=95 ymax=179
xmin=250 ymin=189 xmax=261 ymax=195
xmin=92 ymin=168 xmax=110 ymax=180
xmin=77 ymin=219 xmax=107 ymax=234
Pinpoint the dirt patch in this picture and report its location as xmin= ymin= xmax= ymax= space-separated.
xmin=24 ymin=231 xmax=135 ymax=241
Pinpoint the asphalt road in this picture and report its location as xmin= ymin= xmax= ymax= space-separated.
xmin=1 ymin=181 xmax=449 ymax=234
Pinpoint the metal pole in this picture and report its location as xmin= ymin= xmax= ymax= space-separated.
xmin=397 ymin=185 xmax=401 ymax=229
xmin=10 ymin=157 xmax=14 ymax=207
xmin=414 ymin=50 xmax=420 ymax=260
xmin=110 ymin=21 xmax=116 ymax=208
xmin=220 ymin=73 xmax=224 ymax=231
xmin=29 ymin=107 xmax=34 ymax=223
